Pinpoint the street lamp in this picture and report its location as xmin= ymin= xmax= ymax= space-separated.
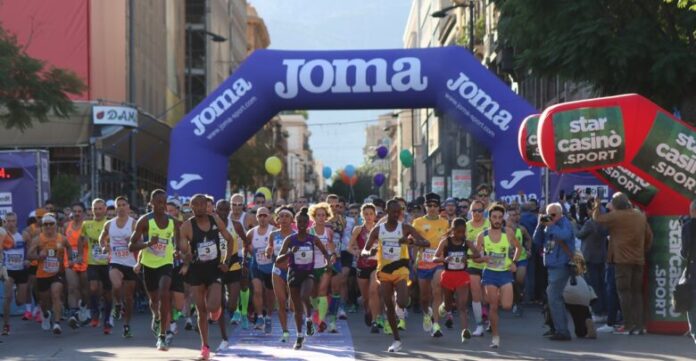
xmin=431 ymin=1 xmax=475 ymax=51
xmin=186 ymin=26 xmax=227 ymax=111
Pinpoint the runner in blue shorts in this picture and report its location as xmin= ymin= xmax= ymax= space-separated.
xmin=269 ymin=206 xmax=296 ymax=342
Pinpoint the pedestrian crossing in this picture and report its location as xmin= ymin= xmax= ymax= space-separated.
xmin=214 ymin=314 xmax=355 ymax=360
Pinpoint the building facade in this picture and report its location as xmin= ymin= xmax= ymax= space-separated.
xmin=278 ymin=114 xmax=320 ymax=201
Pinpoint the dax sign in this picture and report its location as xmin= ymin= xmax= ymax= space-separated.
xmin=92 ymin=106 xmax=138 ymax=127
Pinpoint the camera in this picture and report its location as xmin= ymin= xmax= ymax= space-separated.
xmin=540 ymin=214 xmax=552 ymax=223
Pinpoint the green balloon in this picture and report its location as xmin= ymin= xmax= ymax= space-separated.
xmin=400 ymin=149 xmax=413 ymax=168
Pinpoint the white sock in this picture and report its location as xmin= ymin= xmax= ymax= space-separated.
xmin=472 ymin=302 xmax=482 ymax=325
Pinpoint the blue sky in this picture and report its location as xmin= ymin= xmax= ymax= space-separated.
xmin=250 ymin=0 xmax=412 ymax=173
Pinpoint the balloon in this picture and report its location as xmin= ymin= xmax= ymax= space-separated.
xmin=340 ymin=170 xmax=357 ymax=186
xmin=255 ymin=187 xmax=272 ymax=201
xmin=376 ymin=145 xmax=388 ymax=159
xmin=373 ymin=173 xmax=385 ymax=187
xmin=265 ymin=156 xmax=282 ymax=176
xmin=344 ymin=164 xmax=356 ymax=178
xmin=399 ymin=149 xmax=413 ymax=168
xmin=322 ymin=166 xmax=332 ymax=179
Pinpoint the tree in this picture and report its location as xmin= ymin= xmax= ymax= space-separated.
xmin=51 ymin=173 xmax=81 ymax=207
xmin=0 ymin=25 xmax=86 ymax=131
xmin=494 ymin=0 xmax=696 ymax=123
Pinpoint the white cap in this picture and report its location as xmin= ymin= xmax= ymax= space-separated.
xmin=106 ymin=199 xmax=116 ymax=207
xmin=41 ymin=214 xmax=57 ymax=224
xmin=167 ymin=198 xmax=181 ymax=208
xmin=29 ymin=210 xmax=37 ymax=218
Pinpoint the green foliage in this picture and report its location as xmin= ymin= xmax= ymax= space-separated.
xmin=494 ymin=0 xmax=696 ymax=120
xmin=0 ymin=25 xmax=86 ymax=131
xmin=228 ymin=124 xmax=278 ymax=190
xmin=51 ymin=173 xmax=81 ymax=207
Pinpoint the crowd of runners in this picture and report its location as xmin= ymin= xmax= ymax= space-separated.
xmin=0 ymin=184 xmax=596 ymax=359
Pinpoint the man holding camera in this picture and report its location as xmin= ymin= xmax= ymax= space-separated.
xmin=533 ymin=202 xmax=575 ymax=341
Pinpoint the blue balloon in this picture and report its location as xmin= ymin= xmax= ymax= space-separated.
xmin=344 ymin=164 xmax=356 ymax=178
xmin=322 ymin=166 xmax=332 ymax=179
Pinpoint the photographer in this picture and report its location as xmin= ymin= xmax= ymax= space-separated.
xmin=533 ymin=203 xmax=575 ymax=341
xmin=576 ymin=198 xmax=608 ymax=321
xmin=591 ymin=192 xmax=652 ymax=335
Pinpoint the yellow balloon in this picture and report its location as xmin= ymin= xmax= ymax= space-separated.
xmin=265 ymin=156 xmax=282 ymax=176
xmin=256 ymin=187 xmax=272 ymax=201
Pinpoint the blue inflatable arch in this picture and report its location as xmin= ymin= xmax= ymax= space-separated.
xmin=168 ymin=46 xmax=540 ymax=201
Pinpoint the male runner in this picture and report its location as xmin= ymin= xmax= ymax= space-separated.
xmin=228 ymin=193 xmax=253 ymax=327
xmin=506 ymin=205 xmax=532 ymax=316
xmin=246 ymin=207 xmax=276 ymax=331
xmin=80 ymin=199 xmax=113 ymax=334
xmin=2 ymin=213 xmax=28 ymax=335
xmin=65 ymin=203 xmax=90 ymax=328
xmin=179 ymin=194 xmax=236 ymax=360
xmin=129 ymin=189 xmax=180 ymax=351
xmin=100 ymin=196 xmax=137 ymax=337
xmin=466 ymin=199 xmax=490 ymax=336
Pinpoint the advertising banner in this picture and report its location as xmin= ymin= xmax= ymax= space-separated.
xmin=645 ymin=216 xmax=688 ymax=334
xmin=0 ymin=150 xmax=47 ymax=224
xmin=517 ymin=114 xmax=545 ymax=166
xmin=431 ymin=176 xmax=445 ymax=197
xmin=167 ymin=47 xmax=540 ymax=201
xmin=451 ymin=169 xmax=472 ymax=199
xmin=593 ymin=166 xmax=658 ymax=207
xmin=92 ymin=105 xmax=138 ymax=127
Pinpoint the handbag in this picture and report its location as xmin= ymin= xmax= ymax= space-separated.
xmin=672 ymin=267 xmax=691 ymax=313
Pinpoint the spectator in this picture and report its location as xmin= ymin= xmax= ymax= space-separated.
xmin=444 ymin=198 xmax=457 ymax=222
xmin=533 ymin=202 xmax=575 ymax=341
xmin=682 ymin=199 xmax=696 ymax=346
xmin=592 ymin=192 xmax=652 ymax=335
xmin=576 ymin=198 xmax=609 ymax=322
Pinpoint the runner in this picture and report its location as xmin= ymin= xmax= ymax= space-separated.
xmin=229 ymin=194 xmax=252 ymax=329
xmin=179 ymin=194 xmax=236 ymax=360
xmin=2 ymin=213 xmax=28 ymax=336
xmin=65 ymin=203 xmax=90 ymax=329
xmin=475 ymin=203 xmax=520 ymax=348
xmin=246 ymin=207 xmax=276 ymax=332
xmin=348 ymin=203 xmax=381 ymax=333
xmin=166 ymin=201 xmax=190 ymax=334
xmin=506 ymin=205 xmax=532 ymax=316
xmin=129 ymin=189 xmax=180 ymax=351
xmin=361 ymin=199 xmax=429 ymax=352
xmin=275 ymin=207 xmax=335 ymax=350
xmin=412 ymin=193 xmax=450 ymax=337
xmin=80 ymin=199 xmax=113 ymax=334
xmin=213 ymin=199 xmax=248 ymax=352
xmin=99 ymin=196 xmax=137 ymax=338
xmin=28 ymin=213 xmax=73 ymax=335
xmin=22 ymin=214 xmax=43 ymax=322
xmin=308 ymin=202 xmax=335 ymax=332
xmin=329 ymin=196 xmax=355 ymax=322
xmin=268 ymin=206 xmax=296 ymax=342
xmin=466 ymin=199 xmax=490 ymax=336
xmin=433 ymin=217 xmax=479 ymax=343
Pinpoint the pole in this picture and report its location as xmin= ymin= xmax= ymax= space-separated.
xmin=128 ymin=0 xmax=137 ymax=207
xmin=411 ymin=109 xmax=416 ymax=201
xmin=468 ymin=0 xmax=475 ymax=51
xmin=187 ymin=27 xmax=192 ymax=111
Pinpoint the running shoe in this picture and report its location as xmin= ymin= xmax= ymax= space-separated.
xmin=461 ymin=328 xmax=472 ymax=343
xmin=254 ymin=317 xmax=264 ymax=330
xmin=305 ymin=319 xmax=315 ymax=336
xmin=490 ymin=335 xmax=500 ymax=348
xmin=312 ymin=310 xmax=319 ymax=325
xmin=78 ymin=306 xmax=90 ymax=323
xmin=294 ymin=336 xmax=304 ymax=350
xmin=170 ymin=321 xmax=178 ymax=335
xmin=240 ymin=316 xmax=249 ymax=330
xmin=112 ymin=304 xmax=122 ymax=320
xmin=512 ymin=304 xmax=523 ymax=317
xmin=68 ymin=314 xmax=80 ymax=329
xmin=383 ymin=321 xmax=393 ymax=335
xmin=156 ymin=336 xmax=167 ymax=351
xmin=264 ymin=316 xmax=272 ymax=334
xmin=41 ymin=311 xmax=52 ymax=331
xmin=422 ymin=314 xmax=433 ymax=333
xmin=103 ymin=322 xmax=113 ymax=335
xmin=338 ymin=307 xmax=348 ymax=320
xmin=370 ymin=321 xmax=379 ymax=334
xmin=318 ymin=320 xmax=327 ymax=333
xmin=432 ymin=323 xmax=443 ymax=337
xmin=200 ymin=345 xmax=210 ymax=360
xmin=397 ymin=318 xmax=406 ymax=331
xmin=185 ymin=317 xmax=194 ymax=331
xmin=123 ymin=325 xmax=133 ymax=338
xmin=445 ymin=313 xmax=454 ymax=329
xmin=376 ymin=315 xmax=385 ymax=329
xmin=280 ymin=331 xmax=290 ymax=343
xmin=52 ymin=323 xmax=62 ymax=335
xmin=151 ymin=319 xmax=161 ymax=337
xmin=33 ymin=307 xmax=42 ymax=323
xmin=328 ymin=316 xmax=338 ymax=333
xmin=217 ymin=339 xmax=229 ymax=352
xmin=363 ymin=312 xmax=372 ymax=327
xmin=164 ymin=331 xmax=175 ymax=348
xmin=230 ymin=311 xmax=241 ymax=325
xmin=472 ymin=324 xmax=485 ymax=337
xmin=596 ymin=324 xmax=616 ymax=333
xmin=387 ymin=340 xmax=402 ymax=352
xmin=90 ymin=318 xmax=99 ymax=328
xmin=2 ymin=324 xmax=9 ymax=336
xmin=438 ymin=303 xmax=447 ymax=318
xmin=22 ymin=310 xmax=32 ymax=321
xmin=612 ymin=326 xmax=631 ymax=335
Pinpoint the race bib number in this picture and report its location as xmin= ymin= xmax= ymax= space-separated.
xmin=448 ymin=251 xmax=465 ymax=270
xmin=197 ymin=240 xmax=217 ymax=262
xmin=294 ymin=246 xmax=313 ymax=265
xmin=43 ymin=256 xmax=60 ymax=273
xmin=255 ymin=248 xmax=272 ymax=265
xmin=6 ymin=253 xmax=24 ymax=268
xmin=92 ymin=244 xmax=108 ymax=260
xmin=113 ymin=246 xmax=130 ymax=259
xmin=70 ymin=249 xmax=80 ymax=261
xmin=487 ymin=252 xmax=507 ymax=269
xmin=382 ymin=241 xmax=401 ymax=262
xmin=422 ymin=249 xmax=436 ymax=263
xmin=149 ymin=237 xmax=168 ymax=257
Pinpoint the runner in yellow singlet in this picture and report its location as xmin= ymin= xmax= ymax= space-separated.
xmin=466 ymin=199 xmax=490 ymax=336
